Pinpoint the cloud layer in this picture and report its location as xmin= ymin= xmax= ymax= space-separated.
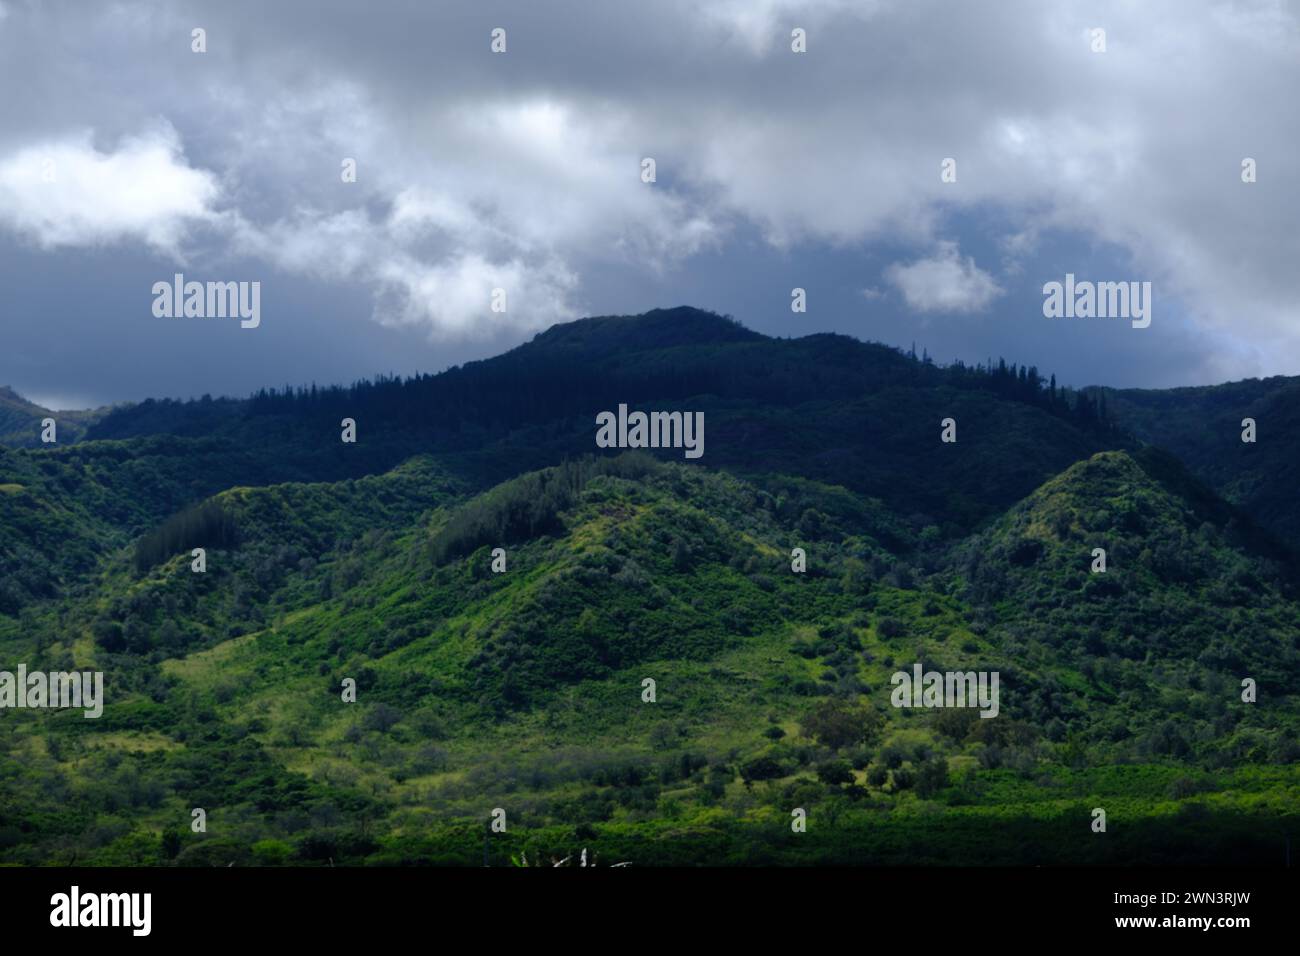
xmin=0 ymin=0 xmax=1297 ymax=398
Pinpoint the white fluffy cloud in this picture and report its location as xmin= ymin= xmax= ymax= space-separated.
xmin=884 ymin=242 xmax=1004 ymax=314
xmin=0 ymin=125 xmax=219 ymax=255
xmin=372 ymin=253 xmax=578 ymax=337
xmin=221 ymin=93 xmax=720 ymax=336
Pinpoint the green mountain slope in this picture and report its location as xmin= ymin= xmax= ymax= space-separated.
xmin=950 ymin=449 xmax=1299 ymax=758
xmin=1103 ymin=376 xmax=1300 ymax=544
xmin=0 ymin=309 xmax=1122 ymax=616
xmin=2 ymin=448 xmax=1295 ymax=866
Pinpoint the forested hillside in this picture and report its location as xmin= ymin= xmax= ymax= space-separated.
xmin=0 ymin=309 xmax=1296 ymax=867
xmin=1103 ymin=377 xmax=1300 ymax=543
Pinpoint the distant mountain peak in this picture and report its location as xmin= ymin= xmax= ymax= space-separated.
xmin=515 ymin=307 xmax=765 ymax=359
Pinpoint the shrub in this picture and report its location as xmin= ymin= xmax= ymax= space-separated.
xmin=877 ymin=617 xmax=905 ymax=639
xmin=815 ymin=760 xmax=855 ymax=786
xmin=801 ymin=699 xmax=883 ymax=750
xmin=915 ymin=757 xmax=950 ymax=798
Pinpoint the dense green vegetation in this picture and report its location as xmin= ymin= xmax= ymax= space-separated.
xmin=0 ymin=309 xmax=1131 ymax=619
xmin=429 ymin=454 xmax=665 ymax=564
xmin=1104 ymin=377 xmax=1300 ymax=542
xmin=0 ymin=309 xmax=1296 ymax=866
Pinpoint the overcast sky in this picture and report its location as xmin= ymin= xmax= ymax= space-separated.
xmin=1 ymin=0 xmax=1297 ymax=408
